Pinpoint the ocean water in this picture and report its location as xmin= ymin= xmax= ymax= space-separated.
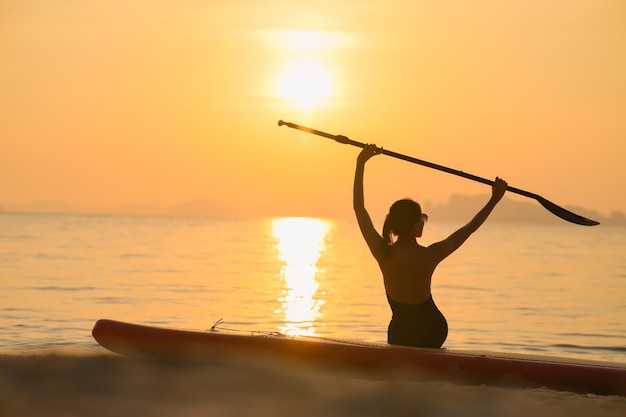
xmin=1 ymin=212 xmax=625 ymax=415
xmin=2 ymin=212 xmax=624 ymax=361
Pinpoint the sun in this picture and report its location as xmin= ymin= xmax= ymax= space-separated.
xmin=277 ymin=58 xmax=334 ymax=110
xmin=269 ymin=30 xmax=338 ymax=110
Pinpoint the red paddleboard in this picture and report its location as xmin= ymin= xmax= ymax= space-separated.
xmin=92 ymin=319 xmax=626 ymax=396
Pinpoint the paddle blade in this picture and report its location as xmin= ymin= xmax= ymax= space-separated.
xmin=536 ymin=197 xmax=600 ymax=226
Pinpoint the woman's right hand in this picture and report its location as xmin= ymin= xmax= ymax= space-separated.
xmin=357 ymin=144 xmax=382 ymax=164
xmin=491 ymin=177 xmax=508 ymax=202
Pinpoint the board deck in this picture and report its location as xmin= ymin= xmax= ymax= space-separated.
xmin=92 ymin=319 xmax=626 ymax=396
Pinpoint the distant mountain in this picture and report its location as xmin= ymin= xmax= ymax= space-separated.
xmin=422 ymin=194 xmax=624 ymax=225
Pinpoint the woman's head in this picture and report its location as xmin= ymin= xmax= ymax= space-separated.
xmin=382 ymin=199 xmax=427 ymax=246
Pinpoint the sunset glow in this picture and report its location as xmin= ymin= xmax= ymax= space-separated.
xmin=272 ymin=217 xmax=330 ymax=336
xmin=272 ymin=30 xmax=338 ymax=110
xmin=1 ymin=1 xmax=625 ymax=218
xmin=277 ymin=59 xmax=334 ymax=110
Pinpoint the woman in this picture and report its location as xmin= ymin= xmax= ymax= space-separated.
xmin=353 ymin=145 xmax=507 ymax=348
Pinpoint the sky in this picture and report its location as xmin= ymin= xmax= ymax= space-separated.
xmin=2 ymin=0 xmax=625 ymax=220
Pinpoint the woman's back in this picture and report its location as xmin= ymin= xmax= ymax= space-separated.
xmin=377 ymin=243 xmax=438 ymax=305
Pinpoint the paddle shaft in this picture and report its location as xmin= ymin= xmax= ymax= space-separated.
xmin=277 ymin=120 xmax=599 ymax=226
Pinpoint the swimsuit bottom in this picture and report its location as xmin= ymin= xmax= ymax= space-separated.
xmin=386 ymin=293 xmax=448 ymax=348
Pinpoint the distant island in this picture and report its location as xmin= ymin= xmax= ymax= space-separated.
xmin=2 ymin=195 xmax=624 ymax=225
xmin=422 ymin=194 xmax=625 ymax=226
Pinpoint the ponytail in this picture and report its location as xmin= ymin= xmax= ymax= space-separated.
xmin=382 ymin=217 xmax=394 ymax=255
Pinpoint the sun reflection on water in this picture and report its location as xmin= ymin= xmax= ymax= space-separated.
xmin=272 ymin=217 xmax=330 ymax=336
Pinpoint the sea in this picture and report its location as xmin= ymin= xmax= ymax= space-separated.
xmin=1 ymin=212 xmax=625 ymax=416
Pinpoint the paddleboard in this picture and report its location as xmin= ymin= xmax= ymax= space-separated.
xmin=92 ymin=319 xmax=626 ymax=396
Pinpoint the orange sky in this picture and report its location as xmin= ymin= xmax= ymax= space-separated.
xmin=1 ymin=1 xmax=625 ymax=220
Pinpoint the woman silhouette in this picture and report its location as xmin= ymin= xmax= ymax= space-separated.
xmin=353 ymin=145 xmax=507 ymax=348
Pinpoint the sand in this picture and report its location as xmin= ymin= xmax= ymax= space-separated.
xmin=1 ymin=353 xmax=625 ymax=417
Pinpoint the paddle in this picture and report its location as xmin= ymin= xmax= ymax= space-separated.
xmin=278 ymin=120 xmax=599 ymax=226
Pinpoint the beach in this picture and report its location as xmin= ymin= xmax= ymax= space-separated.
xmin=2 ymin=352 xmax=626 ymax=417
